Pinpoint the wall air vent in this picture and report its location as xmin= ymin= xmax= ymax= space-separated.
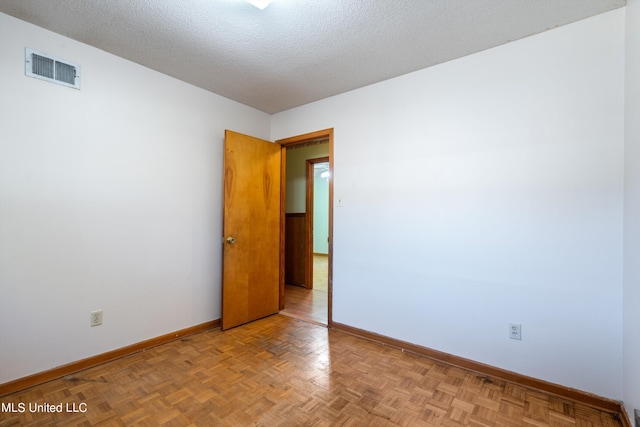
xmin=25 ymin=48 xmax=80 ymax=89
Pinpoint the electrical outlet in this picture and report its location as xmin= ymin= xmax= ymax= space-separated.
xmin=509 ymin=323 xmax=521 ymax=340
xmin=90 ymin=310 xmax=103 ymax=327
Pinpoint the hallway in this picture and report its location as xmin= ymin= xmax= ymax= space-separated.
xmin=280 ymin=255 xmax=328 ymax=325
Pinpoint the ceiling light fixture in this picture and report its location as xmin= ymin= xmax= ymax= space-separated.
xmin=247 ymin=0 xmax=272 ymax=10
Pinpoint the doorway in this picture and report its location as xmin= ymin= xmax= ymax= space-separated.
xmin=277 ymin=129 xmax=333 ymax=327
xmin=309 ymin=158 xmax=330 ymax=294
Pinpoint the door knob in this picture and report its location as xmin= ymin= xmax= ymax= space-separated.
xmin=224 ymin=236 xmax=236 ymax=244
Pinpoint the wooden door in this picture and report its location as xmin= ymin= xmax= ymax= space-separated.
xmin=222 ymin=130 xmax=281 ymax=330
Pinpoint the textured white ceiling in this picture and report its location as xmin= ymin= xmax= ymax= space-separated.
xmin=0 ymin=0 xmax=625 ymax=113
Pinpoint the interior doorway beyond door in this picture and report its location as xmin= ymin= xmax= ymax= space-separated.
xmin=281 ymin=157 xmax=329 ymax=325
xmin=277 ymin=129 xmax=333 ymax=327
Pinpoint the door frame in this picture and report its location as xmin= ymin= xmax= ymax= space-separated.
xmin=277 ymin=128 xmax=334 ymax=327
xmin=306 ymin=156 xmax=330 ymax=290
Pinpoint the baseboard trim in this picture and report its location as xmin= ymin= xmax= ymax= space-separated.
xmin=331 ymin=321 xmax=631 ymax=425
xmin=0 ymin=319 xmax=220 ymax=397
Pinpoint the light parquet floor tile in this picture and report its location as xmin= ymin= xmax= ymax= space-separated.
xmin=0 ymin=315 xmax=624 ymax=427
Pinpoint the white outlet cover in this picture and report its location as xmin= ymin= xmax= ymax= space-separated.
xmin=509 ymin=323 xmax=522 ymax=340
xmin=90 ymin=310 xmax=103 ymax=327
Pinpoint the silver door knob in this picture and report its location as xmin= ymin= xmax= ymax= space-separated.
xmin=225 ymin=236 xmax=236 ymax=244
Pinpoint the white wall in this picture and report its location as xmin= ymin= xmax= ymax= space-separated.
xmin=284 ymin=143 xmax=329 ymax=213
xmin=0 ymin=12 xmax=270 ymax=384
xmin=273 ymin=10 xmax=625 ymax=399
xmin=624 ymin=0 xmax=640 ymax=419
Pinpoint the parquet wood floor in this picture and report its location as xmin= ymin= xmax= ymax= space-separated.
xmin=0 ymin=315 xmax=623 ymax=427
xmin=280 ymin=284 xmax=328 ymax=325
xmin=280 ymin=255 xmax=329 ymax=325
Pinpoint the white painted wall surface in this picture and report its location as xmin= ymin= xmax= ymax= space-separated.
xmin=0 ymin=13 xmax=270 ymax=384
xmin=624 ymin=0 xmax=640 ymax=419
xmin=272 ymin=10 xmax=625 ymax=399
xmin=285 ymin=143 xmax=329 ymax=213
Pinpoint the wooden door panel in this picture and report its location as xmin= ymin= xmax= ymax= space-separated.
xmin=222 ymin=130 xmax=281 ymax=330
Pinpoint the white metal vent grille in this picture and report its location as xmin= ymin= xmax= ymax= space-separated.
xmin=25 ymin=48 xmax=80 ymax=89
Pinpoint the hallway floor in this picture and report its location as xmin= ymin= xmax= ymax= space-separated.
xmin=280 ymin=255 xmax=328 ymax=325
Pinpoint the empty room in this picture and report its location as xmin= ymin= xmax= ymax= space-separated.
xmin=1 ymin=0 xmax=640 ymax=426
